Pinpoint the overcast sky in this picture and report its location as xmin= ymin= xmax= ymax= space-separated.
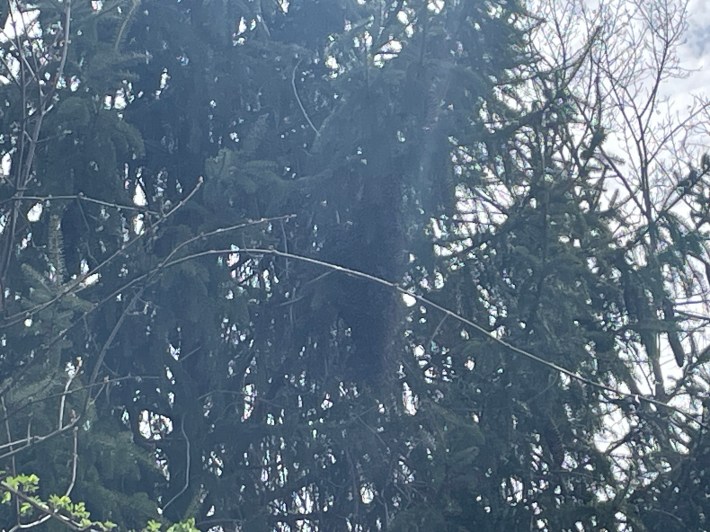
xmin=670 ymin=0 xmax=709 ymax=96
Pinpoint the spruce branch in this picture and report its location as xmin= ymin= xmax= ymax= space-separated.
xmin=156 ymin=246 xmax=708 ymax=430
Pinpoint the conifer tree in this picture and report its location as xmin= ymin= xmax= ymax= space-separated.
xmin=0 ymin=0 xmax=706 ymax=530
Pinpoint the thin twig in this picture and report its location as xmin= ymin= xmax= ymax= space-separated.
xmin=81 ymin=286 xmax=143 ymax=416
xmin=0 ymin=194 xmax=160 ymax=215
xmin=0 ymin=418 xmax=79 ymax=461
xmin=162 ymin=416 xmax=191 ymax=512
xmin=0 ymin=376 xmax=158 ymax=428
xmin=64 ymin=427 xmax=79 ymax=496
xmin=292 ymin=59 xmax=319 ymax=137
xmin=1 ymin=395 xmax=20 ymax=527
xmin=0 ymin=479 xmax=87 ymax=531
xmin=58 ymin=362 xmax=79 ymax=428
xmin=0 ymin=178 xmax=207 ymax=332
xmin=158 ymin=246 xmax=708 ymax=429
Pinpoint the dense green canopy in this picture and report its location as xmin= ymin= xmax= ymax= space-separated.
xmin=0 ymin=0 xmax=707 ymax=530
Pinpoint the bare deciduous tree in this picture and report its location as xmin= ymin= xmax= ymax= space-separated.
xmin=530 ymin=0 xmax=710 ymax=516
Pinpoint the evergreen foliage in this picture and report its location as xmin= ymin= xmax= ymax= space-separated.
xmin=0 ymin=0 xmax=707 ymax=530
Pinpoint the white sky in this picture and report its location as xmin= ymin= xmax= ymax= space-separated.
xmin=667 ymin=0 xmax=709 ymax=96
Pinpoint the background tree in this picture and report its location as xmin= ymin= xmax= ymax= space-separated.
xmin=529 ymin=0 xmax=710 ymax=528
xmin=0 ymin=0 xmax=707 ymax=530
xmin=0 ymin=0 xmax=166 ymax=528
